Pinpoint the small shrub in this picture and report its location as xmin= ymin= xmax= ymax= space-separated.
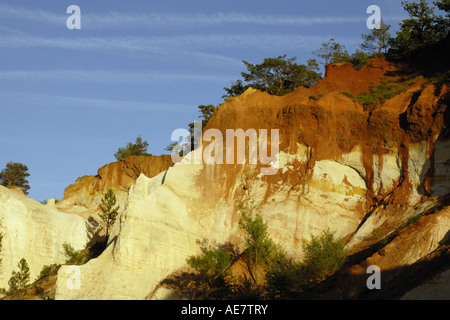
xmin=356 ymin=79 xmax=408 ymax=110
xmin=36 ymin=264 xmax=61 ymax=281
xmin=265 ymin=248 xmax=304 ymax=299
xmin=265 ymin=230 xmax=348 ymax=298
xmin=114 ymin=135 xmax=151 ymax=161
xmin=301 ymin=229 xmax=348 ymax=285
xmin=183 ymin=240 xmax=237 ymax=299
xmin=62 ymin=243 xmax=91 ymax=265
xmin=238 ymin=202 xmax=276 ymax=286
xmin=187 ymin=241 xmax=232 ymax=283
xmin=309 ymin=94 xmax=318 ymax=100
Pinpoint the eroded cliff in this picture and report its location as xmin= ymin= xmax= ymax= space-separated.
xmin=53 ymin=56 xmax=449 ymax=299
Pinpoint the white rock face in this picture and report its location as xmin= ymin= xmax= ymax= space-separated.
xmin=372 ymin=151 xmax=402 ymax=194
xmin=55 ymin=149 xmax=372 ymax=299
xmin=0 ymin=186 xmax=90 ymax=290
xmin=55 ymin=163 xmax=237 ymax=300
xmin=265 ymin=158 xmax=367 ymax=247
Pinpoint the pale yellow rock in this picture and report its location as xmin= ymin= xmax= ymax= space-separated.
xmin=0 ymin=186 xmax=90 ymax=289
xmin=372 ymin=151 xmax=401 ymax=194
xmin=46 ymin=198 xmax=57 ymax=208
xmin=55 ymin=161 xmax=233 ymax=299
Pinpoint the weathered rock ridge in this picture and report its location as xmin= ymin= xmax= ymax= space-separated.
xmin=54 ymin=57 xmax=449 ymax=300
xmin=57 ymin=155 xmax=173 ymax=212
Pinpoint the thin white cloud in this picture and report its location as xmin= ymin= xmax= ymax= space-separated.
xmin=49 ymin=95 xmax=192 ymax=112
xmin=0 ymin=3 xmax=403 ymax=29
xmin=0 ymin=33 xmax=340 ymax=52
xmin=0 ymin=33 xmax=244 ymax=66
xmin=0 ymin=32 xmax=360 ymax=67
xmin=0 ymin=69 xmax=234 ymax=85
xmin=0 ymin=3 xmax=64 ymax=26
xmin=82 ymin=12 xmax=369 ymax=29
xmin=0 ymin=91 xmax=194 ymax=113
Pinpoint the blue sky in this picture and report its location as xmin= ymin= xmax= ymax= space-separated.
xmin=0 ymin=0 xmax=428 ymax=201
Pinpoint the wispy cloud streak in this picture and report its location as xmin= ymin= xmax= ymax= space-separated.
xmin=0 ymin=3 xmax=404 ymax=29
xmin=0 ymin=70 xmax=234 ymax=85
xmin=0 ymin=33 xmax=346 ymax=52
xmin=0 ymin=91 xmax=194 ymax=112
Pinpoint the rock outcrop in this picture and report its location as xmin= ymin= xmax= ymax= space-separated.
xmin=57 ymin=155 xmax=173 ymax=213
xmin=55 ymin=57 xmax=449 ymax=299
xmin=0 ymin=186 xmax=90 ymax=290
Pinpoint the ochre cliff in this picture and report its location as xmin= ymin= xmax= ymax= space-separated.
xmin=57 ymin=155 xmax=173 ymax=212
xmin=54 ymin=55 xmax=449 ymax=299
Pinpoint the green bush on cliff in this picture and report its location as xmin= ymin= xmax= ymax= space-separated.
xmin=187 ymin=240 xmax=233 ymax=284
xmin=114 ymin=135 xmax=151 ymax=161
xmin=312 ymin=39 xmax=372 ymax=70
xmin=300 ymin=229 xmax=348 ymax=283
xmin=237 ymin=201 xmax=276 ymax=287
xmin=61 ymin=243 xmax=91 ymax=265
xmin=265 ymin=229 xmax=348 ymax=299
xmin=223 ymin=55 xmax=322 ymax=98
xmin=342 ymin=79 xmax=409 ymax=110
xmin=356 ymin=79 xmax=408 ymax=109
xmin=0 ymin=161 xmax=31 ymax=195
xmin=36 ymin=264 xmax=61 ymax=281
xmin=389 ymin=0 xmax=449 ymax=57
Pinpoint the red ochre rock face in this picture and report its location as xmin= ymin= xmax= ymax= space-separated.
xmin=60 ymin=57 xmax=449 ymax=216
xmin=201 ymin=58 xmax=448 ymax=209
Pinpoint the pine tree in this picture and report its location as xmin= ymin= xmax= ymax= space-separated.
xmin=99 ymin=188 xmax=120 ymax=241
xmin=0 ymin=162 xmax=30 ymax=195
xmin=114 ymin=135 xmax=150 ymax=161
xmin=312 ymin=38 xmax=351 ymax=65
xmin=223 ymin=55 xmax=322 ymax=98
xmin=361 ymin=19 xmax=392 ymax=55
xmin=9 ymin=258 xmax=30 ymax=297
xmin=389 ymin=0 xmax=449 ymax=56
